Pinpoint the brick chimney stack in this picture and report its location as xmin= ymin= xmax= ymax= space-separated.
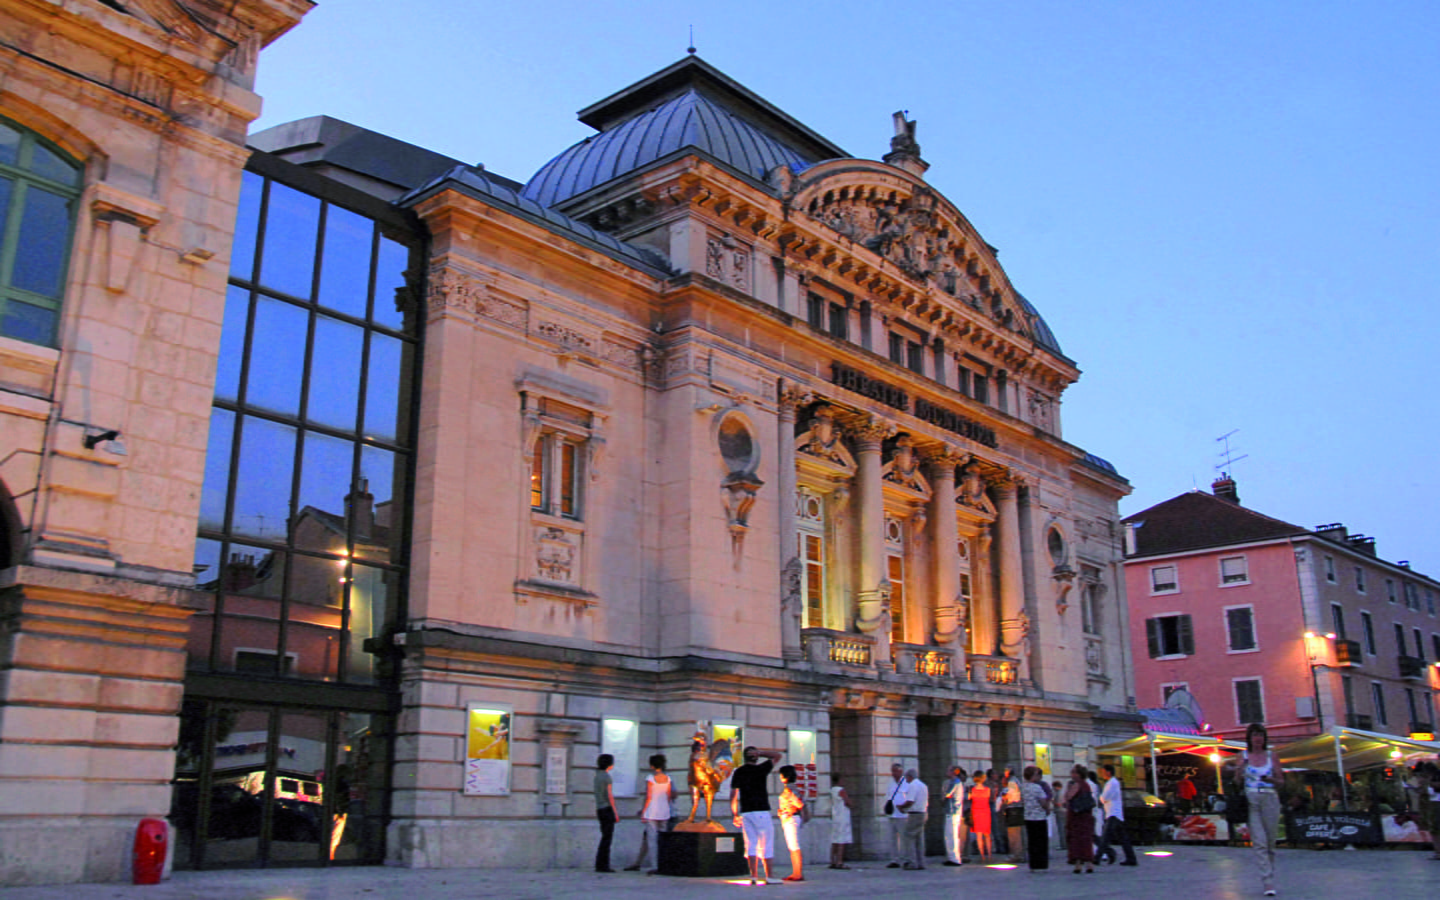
xmin=1212 ymin=475 xmax=1240 ymax=504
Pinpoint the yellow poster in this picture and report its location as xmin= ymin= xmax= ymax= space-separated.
xmin=1034 ymin=743 xmax=1051 ymax=776
xmin=464 ymin=707 xmax=511 ymax=795
xmin=468 ymin=710 xmax=510 ymax=760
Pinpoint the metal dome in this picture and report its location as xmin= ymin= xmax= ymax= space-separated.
xmin=522 ymin=87 xmax=826 ymax=209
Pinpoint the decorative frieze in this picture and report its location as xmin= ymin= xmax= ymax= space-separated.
xmin=705 ymin=232 xmax=751 ymax=292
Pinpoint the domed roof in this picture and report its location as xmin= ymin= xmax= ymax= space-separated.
xmin=521 ymin=56 xmax=845 ymax=210
xmin=523 ymin=88 xmax=822 ymax=209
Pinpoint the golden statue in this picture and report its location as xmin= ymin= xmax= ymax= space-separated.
xmin=683 ymin=731 xmax=735 ymax=826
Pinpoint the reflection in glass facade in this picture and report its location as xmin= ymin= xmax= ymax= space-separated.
xmin=180 ymin=155 xmax=419 ymax=870
xmin=193 ymin=160 xmax=419 ymax=685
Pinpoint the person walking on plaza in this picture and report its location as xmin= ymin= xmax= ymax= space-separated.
xmin=898 ymin=768 xmax=930 ymax=869
xmin=883 ymin=763 xmax=909 ymax=867
xmin=730 ymin=745 xmax=784 ymax=886
xmin=1096 ymin=764 xmax=1137 ymax=866
xmin=593 ymin=754 xmax=620 ymax=873
xmin=1022 ymin=766 xmax=1051 ymax=871
xmin=625 ymin=753 xmax=674 ymax=872
xmin=777 ymin=765 xmax=808 ymax=882
xmin=969 ymin=769 xmax=994 ymax=862
xmin=1225 ymin=723 xmax=1282 ymax=896
xmin=828 ymin=772 xmax=853 ymax=869
xmin=1062 ymin=765 xmax=1096 ymax=874
xmin=943 ymin=765 xmax=969 ymax=865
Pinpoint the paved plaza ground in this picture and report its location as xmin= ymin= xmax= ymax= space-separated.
xmin=6 ymin=845 xmax=1437 ymax=900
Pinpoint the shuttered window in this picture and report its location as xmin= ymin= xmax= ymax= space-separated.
xmin=1146 ymin=614 xmax=1193 ymax=658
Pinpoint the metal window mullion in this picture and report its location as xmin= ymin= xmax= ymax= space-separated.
xmin=258 ymin=707 xmax=280 ymax=862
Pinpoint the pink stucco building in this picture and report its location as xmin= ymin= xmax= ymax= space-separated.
xmin=1123 ymin=477 xmax=1440 ymax=744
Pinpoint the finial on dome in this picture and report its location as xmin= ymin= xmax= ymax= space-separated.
xmin=687 ymin=25 xmax=696 ymax=55
xmin=883 ymin=110 xmax=929 ymax=178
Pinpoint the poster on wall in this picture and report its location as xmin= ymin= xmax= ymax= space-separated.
xmin=788 ymin=728 xmax=817 ymax=800
xmin=602 ymin=718 xmax=640 ymax=797
xmin=1034 ymin=744 xmax=1051 ymax=777
xmin=711 ymin=721 xmax=743 ymax=798
xmin=464 ymin=705 xmax=512 ymax=795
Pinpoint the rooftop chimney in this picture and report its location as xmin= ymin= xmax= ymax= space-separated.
xmin=1212 ymin=475 xmax=1240 ymax=504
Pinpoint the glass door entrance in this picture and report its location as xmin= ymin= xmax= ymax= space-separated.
xmin=172 ymin=699 xmax=388 ymax=868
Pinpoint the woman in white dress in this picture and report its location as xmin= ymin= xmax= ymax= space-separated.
xmin=626 ymin=753 xmax=675 ymax=872
xmin=829 ymin=772 xmax=853 ymax=869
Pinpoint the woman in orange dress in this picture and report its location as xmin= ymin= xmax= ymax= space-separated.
xmin=969 ymin=770 xmax=993 ymax=861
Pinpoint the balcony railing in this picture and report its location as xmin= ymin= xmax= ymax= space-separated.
xmin=1398 ymin=655 xmax=1426 ymax=679
xmin=966 ymin=653 xmax=1020 ymax=685
xmin=1345 ymin=713 xmax=1373 ymax=730
xmin=1333 ymin=638 xmax=1362 ymax=666
xmin=801 ymin=628 xmax=874 ymax=667
xmin=894 ymin=643 xmax=952 ymax=677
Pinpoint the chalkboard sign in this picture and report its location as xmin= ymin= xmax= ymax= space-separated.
xmin=1287 ymin=813 xmax=1382 ymax=845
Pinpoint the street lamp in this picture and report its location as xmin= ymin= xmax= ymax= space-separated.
xmin=1209 ymin=752 xmax=1223 ymax=797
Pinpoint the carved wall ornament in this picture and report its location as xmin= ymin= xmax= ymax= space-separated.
xmin=848 ymin=416 xmax=896 ymax=448
xmin=1053 ymin=563 xmax=1076 ymax=616
xmin=426 ymin=265 xmax=488 ymax=314
xmin=705 ymin=233 xmax=751 ymax=292
xmin=600 ymin=338 xmax=643 ymax=371
xmin=537 ymin=320 xmax=596 ymax=355
xmin=721 ymin=471 xmax=764 ymax=565
xmin=535 ymin=527 xmax=578 ymax=584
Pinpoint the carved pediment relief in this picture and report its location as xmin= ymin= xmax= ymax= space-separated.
xmin=792 ymin=166 xmax=1037 ymax=343
xmin=955 ymin=461 xmax=997 ymax=521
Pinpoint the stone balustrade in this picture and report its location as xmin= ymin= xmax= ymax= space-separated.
xmin=801 ymin=628 xmax=875 ymax=667
xmin=893 ymin=643 xmax=953 ymax=677
xmin=966 ymin=653 xmax=1020 ymax=685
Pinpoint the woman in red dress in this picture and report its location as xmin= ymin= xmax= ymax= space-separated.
xmin=1061 ymin=765 xmax=1096 ymax=874
xmin=968 ymin=770 xmax=994 ymax=861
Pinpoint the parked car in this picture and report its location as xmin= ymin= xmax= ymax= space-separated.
xmin=1122 ymin=788 xmax=1173 ymax=844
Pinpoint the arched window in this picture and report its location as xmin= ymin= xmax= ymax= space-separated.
xmin=0 ymin=117 xmax=82 ymax=346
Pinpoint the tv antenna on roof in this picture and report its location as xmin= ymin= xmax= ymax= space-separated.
xmin=687 ymin=25 xmax=696 ymax=55
xmin=1215 ymin=429 xmax=1249 ymax=476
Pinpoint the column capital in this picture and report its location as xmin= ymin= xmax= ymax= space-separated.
xmin=777 ymin=380 xmax=813 ymax=415
xmin=922 ymin=443 xmax=967 ymax=475
xmin=848 ymin=416 xmax=895 ymax=449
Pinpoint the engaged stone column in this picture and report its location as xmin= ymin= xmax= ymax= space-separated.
xmin=996 ymin=477 xmax=1027 ymax=659
xmin=852 ymin=416 xmax=893 ymax=665
xmin=926 ymin=446 xmax=964 ymax=649
xmin=971 ymin=529 xmax=996 ymax=656
xmin=777 ymin=382 xmax=810 ymax=660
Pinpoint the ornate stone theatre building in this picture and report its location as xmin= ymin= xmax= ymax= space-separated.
xmin=0 ymin=1 xmax=1136 ymax=884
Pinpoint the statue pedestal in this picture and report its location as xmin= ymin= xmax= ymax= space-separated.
xmin=657 ymin=829 xmax=749 ymax=877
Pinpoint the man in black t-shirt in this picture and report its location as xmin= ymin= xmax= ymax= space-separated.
xmin=730 ymin=746 xmax=784 ymax=884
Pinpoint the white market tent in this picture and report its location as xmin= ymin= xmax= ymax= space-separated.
xmin=1272 ymin=726 xmax=1440 ymax=809
xmin=1274 ymin=725 xmax=1440 ymax=772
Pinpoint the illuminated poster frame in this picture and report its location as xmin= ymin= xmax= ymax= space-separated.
xmin=602 ymin=717 xmax=640 ymax=797
xmin=787 ymin=727 xmax=818 ymax=800
xmin=464 ymin=703 xmax=513 ymax=795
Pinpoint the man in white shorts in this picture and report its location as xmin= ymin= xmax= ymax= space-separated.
xmin=730 ymin=745 xmax=784 ymax=885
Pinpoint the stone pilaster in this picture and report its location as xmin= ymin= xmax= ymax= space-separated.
xmin=777 ymin=382 xmax=809 ymax=660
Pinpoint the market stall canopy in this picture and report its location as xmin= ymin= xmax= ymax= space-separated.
xmin=1095 ymin=732 xmax=1245 ymax=757
xmin=1274 ymin=726 xmax=1440 ymax=772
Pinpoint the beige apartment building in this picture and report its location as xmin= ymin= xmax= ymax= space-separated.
xmin=1 ymin=2 xmax=1137 ymax=884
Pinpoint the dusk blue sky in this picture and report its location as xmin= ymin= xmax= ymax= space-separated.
xmin=253 ymin=1 xmax=1440 ymax=574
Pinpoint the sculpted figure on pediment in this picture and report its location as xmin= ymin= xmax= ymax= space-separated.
xmin=882 ymin=434 xmax=930 ymax=494
xmin=796 ymin=405 xmax=856 ymax=470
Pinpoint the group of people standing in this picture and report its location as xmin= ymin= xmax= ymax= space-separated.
xmin=591 ymin=724 xmax=1292 ymax=896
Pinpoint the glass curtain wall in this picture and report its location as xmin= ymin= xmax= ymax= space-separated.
xmin=176 ymin=153 xmax=421 ymax=868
